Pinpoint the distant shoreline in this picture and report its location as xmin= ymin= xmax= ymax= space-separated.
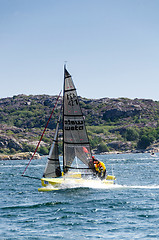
xmin=0 ymin=152 xmax=40 ymax=160
xmin=0 ymin=150 xmax=157 ymax=160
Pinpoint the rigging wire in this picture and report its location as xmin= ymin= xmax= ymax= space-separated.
xmin=22 ymin=90 xmax=62 ymax=176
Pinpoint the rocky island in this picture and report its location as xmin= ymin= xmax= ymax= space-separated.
xmin=1 ymin=94 xmax=159 ymax=159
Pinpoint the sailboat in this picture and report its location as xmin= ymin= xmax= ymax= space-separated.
xmin=38 ymin=66 xmax=116 ymax=191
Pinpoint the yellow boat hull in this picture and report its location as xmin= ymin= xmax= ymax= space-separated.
xmin=38 ymin=173 xmax=116 ymax=191
xmin=38 ymin=187 xmax=59 ymax=191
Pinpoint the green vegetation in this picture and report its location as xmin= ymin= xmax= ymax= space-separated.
xmin=122 ymin=127 xmax=139 ymax=141
xmin=137 ymin=127 xmax=156 ymax=149
xmin=97 ymin=142 xmax=109 ymax=152
xmin=38 ymin=146 xmax=49 ymax=155
xmin=1 ymin=94 xmax=159 ymax=154
xmin=22 ymin=143 xmax=35 ymax=152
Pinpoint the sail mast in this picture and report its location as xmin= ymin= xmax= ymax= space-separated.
xmin=62 ymin=64 xmax=66 ymax=173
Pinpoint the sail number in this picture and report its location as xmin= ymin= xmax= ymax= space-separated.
xmin=67 ymin=93 xmax=79 ymax=106
xmin=65 ymin=120 xmax=84 ymax=131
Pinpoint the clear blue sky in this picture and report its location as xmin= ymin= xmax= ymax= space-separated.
xmin=0 ymin=0 xmax=159 ymax=100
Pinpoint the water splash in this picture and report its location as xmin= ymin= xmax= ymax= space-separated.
xmin=40 ymin=180 xmax=159 ymax=191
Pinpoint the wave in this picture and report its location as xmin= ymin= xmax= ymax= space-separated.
xmin=58 ymin=180 xmax=159 ymax=190
xmin=1 ymin=201 xmax=65 ymax=210
xmin=125 ymin=185 xmax=159 ymax=189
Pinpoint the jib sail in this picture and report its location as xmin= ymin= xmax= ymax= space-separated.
xmin=43 ymin=114 xmax=61 ymax=178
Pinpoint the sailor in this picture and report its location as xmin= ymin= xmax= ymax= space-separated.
xmin=92 ymin=156 xmax=106 ymax=180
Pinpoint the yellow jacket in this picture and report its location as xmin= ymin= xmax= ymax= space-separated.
xmin=94 ymin=161 xmax=106 ymax=173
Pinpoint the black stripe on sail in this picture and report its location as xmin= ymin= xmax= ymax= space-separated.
xmin=64 ymin=88 xmax=76 ymax=92
xmin=48 ymin=158 xmax=59 ymax=162
xmin=64 ymin=141 xmax=89 ymax=145
xmin=65 ymin=166 xmax=92 ymax=170
xmin=65 ymin=75 xmax=71 ymax=79
xmin=64 ymin=114 xmax=83 ymax=117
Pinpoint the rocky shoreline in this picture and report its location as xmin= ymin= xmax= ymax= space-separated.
xmin=1 ymin=95 xmax=159 ymax=158
xmin=0 ymin=147 xmax=158 ymax=161
xmin=0 ymin=152 xmax=40 ymax=160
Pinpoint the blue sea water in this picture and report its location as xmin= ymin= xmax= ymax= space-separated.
xmin=0 ymin=153 xmax=159 ymax=240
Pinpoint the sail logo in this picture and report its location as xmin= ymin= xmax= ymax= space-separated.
xmin=66 ymin=93 xmax=79 ymax=106
xmin=65 ymin=120 xmax=84 ymax=131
